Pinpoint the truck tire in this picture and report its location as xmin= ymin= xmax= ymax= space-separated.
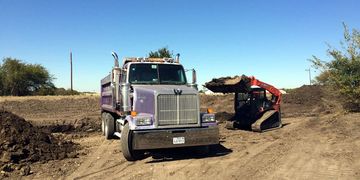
xmin=101 ymin=113 xmax=106 ymax=136
xmin=104 ymin=113 xmax=115 ymax=139
xmin=121 ymin=123 xmax=144 ymax=161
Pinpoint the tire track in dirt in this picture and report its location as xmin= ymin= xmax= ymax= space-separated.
xmin=269 ymin=115 xmax=360 ymax=180
xmin=66 ymin=139 xmax=128 ymax=180
xmin=208 ymin=117 xmax=307 ymax=180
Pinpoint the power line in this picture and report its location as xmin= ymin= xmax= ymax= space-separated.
xmin=305 ymin=68 xmax=312 ymax=85
xmin=70 ymin=50 xmax=73 ymax=91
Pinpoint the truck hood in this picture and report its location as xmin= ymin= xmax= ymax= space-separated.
xmin=132 ymin=85 xmax=198 ymax=115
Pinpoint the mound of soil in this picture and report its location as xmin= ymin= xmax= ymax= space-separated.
xmin=281 ymin=85 xmax=339 ymax=117
xmin=39 ymin=117 xmax=101 ymax=133
xmin=0 ymin=111 xmax=78 ymax=168
xmin=200 ymin=94 xmax=234 ymax=113
xmin=282 ymin=85 xmax=324 ymax=105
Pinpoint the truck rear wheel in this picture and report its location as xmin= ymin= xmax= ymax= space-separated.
xmin=104 ymin=113 xmax=115 ymax=139
xmin=121 ymin=123 xmax=144 ymax=161
xmin=101 ymin=113 xmax=106 ymax=135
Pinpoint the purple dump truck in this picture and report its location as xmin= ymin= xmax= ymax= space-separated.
xmin=100 ymin=52 xmax=219 ymax=161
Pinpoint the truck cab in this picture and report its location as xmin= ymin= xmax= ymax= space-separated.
xmin=100 ymin=52 xmax=219 ymax=161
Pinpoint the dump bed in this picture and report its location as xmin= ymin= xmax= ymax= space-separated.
xmin=204 ymin=75 xmax=251 ymax=93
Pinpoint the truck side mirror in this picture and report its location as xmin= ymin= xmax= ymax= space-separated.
xmin=189 ymin=69 xmax=197 ymax=90
xmin=192 ymin=69 xmax=197 ymax=84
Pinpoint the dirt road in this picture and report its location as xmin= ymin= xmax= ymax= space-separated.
xmin=1 ymin=95 xmax=359 ymax=179
xmin=65 ymin=116 xmax=359 ymax=180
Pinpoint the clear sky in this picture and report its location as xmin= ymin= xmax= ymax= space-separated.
xmin=1 ymin=0 xmax=359 ymax=92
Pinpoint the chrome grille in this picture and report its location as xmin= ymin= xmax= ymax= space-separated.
xmin=157 ymin=94 xmax=198 ymax=126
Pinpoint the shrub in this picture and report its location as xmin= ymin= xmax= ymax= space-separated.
xmin=311 ymin=23 xmax=360 ymax=111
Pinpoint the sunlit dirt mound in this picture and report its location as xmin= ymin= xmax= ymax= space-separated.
xmin=0 ymin=111 xmax=78 ymax=167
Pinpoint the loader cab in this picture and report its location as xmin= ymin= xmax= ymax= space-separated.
xmin=249 ymin=88 xmax=268 ymax=113
xmin=235 ymin=88 xmax=273 ymax=118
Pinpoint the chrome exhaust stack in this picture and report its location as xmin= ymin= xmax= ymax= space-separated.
xmin=111 ymin=51 xmax=121 ymax=105
xmin=121 ymin=83 xmax=131 ymax=112
xmin=112 ymin=51 xmax=119 ymax=67
xmin=186 ymin=68 xmax=198 ymax=90
xmin=191 ymin=69 xmax=198 ymax=90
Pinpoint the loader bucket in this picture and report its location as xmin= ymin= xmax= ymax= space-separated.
xmin=204 ymin=75 xmax=251 ymax=93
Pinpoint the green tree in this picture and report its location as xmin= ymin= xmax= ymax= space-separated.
xmin=0 ymin=58 xmax=55 ymax=96
xmin=314 ymin=70 xmax=331 ymax=85
xmin=310 ymin=23 xmax=360 ymax=111
xmin=148 ymin=47 xmax=172 ymax=58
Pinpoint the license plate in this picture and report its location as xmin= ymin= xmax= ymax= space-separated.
xmin=173 ymin=137 xmax=185 ymax=144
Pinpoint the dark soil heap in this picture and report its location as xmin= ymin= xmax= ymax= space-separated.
xmin=281 ymin=85 xmax=339 ymax=117
xmin=0 ymin=111 xmax=78 ymax=167
xmin=282 ymin=85 xmax=324 ymax=105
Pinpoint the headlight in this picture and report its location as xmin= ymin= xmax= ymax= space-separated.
xmin=202 ymin=114 xmax=215 ymax=123
xmin=135 ymin=117 xmax=152 ymax=126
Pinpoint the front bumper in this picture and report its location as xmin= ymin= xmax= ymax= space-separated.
xmin=131 ymin=126 xmax=219 ymax=150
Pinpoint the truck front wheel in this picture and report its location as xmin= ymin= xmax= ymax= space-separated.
xmin=121 ymin=123 xmax=144 ymax=161
xmin=104 ymin=113 xmax=115 ymax=139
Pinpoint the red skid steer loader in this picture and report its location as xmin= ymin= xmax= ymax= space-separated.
xmin=205 ymin=75 xmax=282 ymax=132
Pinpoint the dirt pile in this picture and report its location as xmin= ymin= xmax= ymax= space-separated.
xmin=281 ymin=85 xmax=339 ymax=117
xmin=205 ymin=75 xmax=251 ymax=93
xmin=200 ymin=94 xmax=235 ymax=123
xmin=200 ymin=94 xmax=234 ymax=113
xmin=0 ymin=111 xmax=78 ymax=170
xmin=40 ymin=117 xmax=101 ymax=133
xmin=283 ymin=85 xmax=324 ymax=105
xmin=0 ymin=96 xmax=101 ymax=134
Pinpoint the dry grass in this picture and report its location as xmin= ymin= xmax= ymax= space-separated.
xmin=0 ymin=95 xmax=100 ymax=102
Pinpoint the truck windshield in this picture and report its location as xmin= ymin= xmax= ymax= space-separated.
xmin=128 ymin=64 xmax=187 ymax=85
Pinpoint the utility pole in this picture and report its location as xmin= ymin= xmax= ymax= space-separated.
xmin=70 ymin=50 xmax=73 ymax=91
xmin=305 ymin=68 xmax=311 ymax=85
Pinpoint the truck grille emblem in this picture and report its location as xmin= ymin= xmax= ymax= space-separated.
xmin=173 ymin=89 xmax=182 ymax=95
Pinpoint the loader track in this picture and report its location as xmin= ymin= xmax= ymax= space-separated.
xmin=251 ymin=110 xmax=281 ymax=132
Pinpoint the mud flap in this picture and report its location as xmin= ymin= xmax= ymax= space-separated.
xmin=251 ymin=110 xmax=282 ymax=132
